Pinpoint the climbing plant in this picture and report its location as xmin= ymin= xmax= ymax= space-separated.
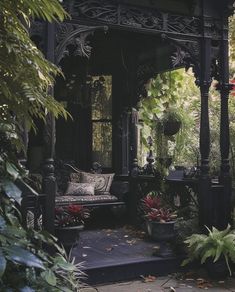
xmin=139 ymin=69 xmax=199 ymax=168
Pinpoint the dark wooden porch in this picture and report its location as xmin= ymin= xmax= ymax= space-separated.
xmin=72 ymin=226 xmax=184 ymax=285
xmin=18 ymin=1 xmax=235 ymax=283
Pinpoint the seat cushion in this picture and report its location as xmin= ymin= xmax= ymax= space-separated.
xmin=55 ymin=194 xmax=118 ymax=206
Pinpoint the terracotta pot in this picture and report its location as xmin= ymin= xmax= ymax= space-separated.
xmin=55 ymin=225 xmax=84 ymax=249
xmin=146 ymin=221 xmax=175 ymax=241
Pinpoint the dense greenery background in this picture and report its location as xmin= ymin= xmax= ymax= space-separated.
xmin=0 ymin=1 xmax=83 ymax=291
xmin=139 ymin=15 xmax=235 ymax=178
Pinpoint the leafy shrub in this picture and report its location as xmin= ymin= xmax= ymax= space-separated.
xmin=182 ymin=225 xmax=235 ymax=276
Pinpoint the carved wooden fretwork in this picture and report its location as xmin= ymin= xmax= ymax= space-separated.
xmin=62 ymin=0 xmax=201 ymax=36
xmin=171 ymin=40 xmax=200 ymax=74
xmin=55 ymin=23 xmax=107 ymax=64
xmin=136 ymin=37 xmax=201 ymax=101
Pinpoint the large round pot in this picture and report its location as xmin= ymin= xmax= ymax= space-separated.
xmin=55 ymin=225 xmax=84 ymax=249
xmin=146 ymin=221 xmax=176 ymax=241
xmin=163 ymin=120 xmax=181 ymax=136
xmin=205 ymin=257 xmax=230 ymax=280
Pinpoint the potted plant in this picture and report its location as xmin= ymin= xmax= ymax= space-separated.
xmin=55 ymin=204 xmax=90 ymax=250
xmin=182 ymin=225 xmax=235 ymax=279
xmin=142 ymin=192 xmax=177 ymax=241
xmin=161 ymin=109 xmax=182 ymax=136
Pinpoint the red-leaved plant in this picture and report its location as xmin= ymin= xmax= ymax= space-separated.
xmin=142 ymin=192 xmax=177 ymax=223
xmin=55 ymin=205 xmax=90 ymax=227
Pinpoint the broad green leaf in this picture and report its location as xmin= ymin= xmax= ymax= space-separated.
xmin=0 ymin=216 xmax=6 ymax=230
xmin=16 ymin=178 xmax=39 ymax=197
xmin=20 ymin=286 xmax=35 ymax=292
xmin=2 ymin=179 xmax=22 ymax=204
xmin=6 ymin=162 xmax=20 ymax=180
xmin=4 ymin=246 xmax=45 ymax=269
xmin=60 ymin=287 xmax=73 ymax=292
xmin=214 ymin=244 xmax=223 ymax=262
xmin=41 ymin=269 xmax=57 ymax=286
xmin=201 ymin=249 xmax=215 ymax=264
xmin=53 ymin=256 xmax=75 ymax=271
xmin=0 ymin=250 xmax=6 ymax=277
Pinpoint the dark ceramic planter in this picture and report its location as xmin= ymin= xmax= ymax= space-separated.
xmin=163 ymin=120 xmax=181 ymax=136
xmin=55 ymin=225 xmax=84 ymax=250
xmin=205 ymin=257 xmax=230 ymax=280
xmin=146 ymin=221 xmax=176 ymax=241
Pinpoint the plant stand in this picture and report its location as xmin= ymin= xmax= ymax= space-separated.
xmin=55 ymin=225 xmax=84 ymax=252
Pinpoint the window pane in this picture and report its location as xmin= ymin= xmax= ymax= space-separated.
xmin=92 ymin=122 xmax=112 ymax=167
xmin=91 ymin=76 xmax=112 ymax=120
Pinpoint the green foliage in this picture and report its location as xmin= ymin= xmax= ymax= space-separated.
xmin=0 ymin=0 xmax=68 ymax=133
xmin=0 ymin=156 xmax=85 ymax=291
xmin=182 ymin=225 xmax=235 ymax=276
xmin=0 ymin=0 xmax=86 ymax=290
xmin=140 ymin=69 xmax=198 ymax=167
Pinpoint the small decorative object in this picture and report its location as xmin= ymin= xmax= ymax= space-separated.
xmin=55 ymin=204 xmax=90 ymax=250
xmin=161 ymin=109 xmax=182 ymax=136
xmin=142 ymin=192 xmax=177 ymax=257
xmin=182 ymin=225 xmax=235 ymax=279
xmin=143 ymin=136 xmax=155 ymax=176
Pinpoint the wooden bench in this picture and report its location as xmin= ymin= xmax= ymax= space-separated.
xmin=54 ymin=162 xmax=129 ymax=209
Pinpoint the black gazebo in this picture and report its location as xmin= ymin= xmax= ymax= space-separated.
xmin=27 ymin=0 xmax=234 ymax=233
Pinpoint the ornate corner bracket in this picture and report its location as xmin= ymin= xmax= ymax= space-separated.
xmin=55 ymin=24 xmax=108 ymax=65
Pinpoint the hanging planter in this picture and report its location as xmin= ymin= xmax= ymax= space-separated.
xmin=161 ymin=110 xmax=182 ymax=136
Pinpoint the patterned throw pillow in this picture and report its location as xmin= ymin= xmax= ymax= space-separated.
xmin=80 ymin=172 xmax=114 ymax=194
xmin=70 ymin=172 xmax=82 ymax=183
xmin=65 ymin=182 xmax=95 ymax=196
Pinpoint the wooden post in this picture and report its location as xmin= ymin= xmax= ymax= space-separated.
xmin=198 ymin=18 xmax=212 ymax=229
xmin=218 ymin=17 xmax=232 ymax=229
xmin=18 ymin=120 xmax=29 ymax=168
xmin=129 ymin=108 xmax=139 ymax=171
xmin=42 ymin=22 xmax=56 ymax=234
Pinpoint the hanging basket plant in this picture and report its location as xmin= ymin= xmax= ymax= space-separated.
xmin=161 ymin=109 xmax=182 ymax=136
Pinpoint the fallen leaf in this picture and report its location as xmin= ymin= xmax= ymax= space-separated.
xmin=127 ymin=240 xmax=136 ymax=244
xmin=196 ymin=278 xmax=212 ymax=289
xmin=140 ymin=275 xmax=156 ymax=283
xmin=105 ymin=247 xmax=113 ymax=252
xmin=105 ymin=229 xmax=112 ymax=233
xmin=152 ymin=245 xmax=160 ymax=250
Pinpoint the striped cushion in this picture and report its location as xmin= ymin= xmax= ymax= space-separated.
xmin=55 ymin=194 xmax=118 ymax=206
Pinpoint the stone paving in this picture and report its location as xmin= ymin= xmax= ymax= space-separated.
xmin=80 ymin=275 xmax=235 ymax=292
